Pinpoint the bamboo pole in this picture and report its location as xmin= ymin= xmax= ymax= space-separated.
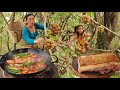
xmin=42 ymin=12 xmax=54 ymax=60
xmin=42 ymin=12 xmax=47 ymax=38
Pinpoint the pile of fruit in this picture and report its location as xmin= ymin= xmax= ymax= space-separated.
xmin=80 ymin=13 xmax=90 ymax=24
xmin=50 ymin=23 xmax=60 ymax=36
xmin=96 ymin=25 xmax=104 ymax=33
xmin=43 ymin=39 xmax=55 ymax=50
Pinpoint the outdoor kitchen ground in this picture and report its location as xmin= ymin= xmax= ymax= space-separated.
xmin=0 ymin=63 xmax=58 ymax=78
xmin=0 ymin=67 xmax=14 ymax=78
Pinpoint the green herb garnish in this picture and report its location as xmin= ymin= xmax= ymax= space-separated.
xmin=22 ymin=60 xmax=33 ymax=66
xmin=13 ymin=53 xmax=28 ymax=58
xmin=5 ymin=66 xmax=20 ymax=74
xmin=38 ymin=68 xmax=43 ymax=71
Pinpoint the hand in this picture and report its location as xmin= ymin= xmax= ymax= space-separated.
xmin=66 ymin=43 xmax=70 ymax=46
xmin=85 ymin=41 xmax=89 ymax=45
xmin=60 ymin=41 xmax=64 ymax=44
xmin=80 ymin=48 xmax=87 ymax=54
xmin=34 ymin=37 xmax=44 ymax=44
xmin=34 ymin=39 xmax=39 ymax=44
xmin=38 ymin=38 xmax=44 ymax=42
xmin=86 ymin=32 xmax=92 ymax=37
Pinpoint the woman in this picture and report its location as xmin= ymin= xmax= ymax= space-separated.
xmin=61 ymin=25 xmax=91 ymax=54
xmin=22 ymin=13 xmax=49 ymax=49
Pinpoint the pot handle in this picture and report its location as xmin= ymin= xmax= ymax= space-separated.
xmin=0 ymin=55 xmax=3 ymax=66
xmin=114 ymin=49 xmax=120 ymax=59
xmin=0 ymin=55 xmax=3 ymax=57
xmin=51 ymin=55 xmax=58 ymax=63
xmin=0 ymin=62 xmax=2 ymax=66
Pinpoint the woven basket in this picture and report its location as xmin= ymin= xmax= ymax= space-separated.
xmin=7 ymin=21 xmax=25 ymax=43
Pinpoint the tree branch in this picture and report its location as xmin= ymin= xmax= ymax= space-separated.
xmin=62 ymin=13 xmax=72 ymax=30
xmin=0 ymin=12 xmax=9 ymax=25
xmin=89 ymin=48 xmax=114 ymax=52
xmin=10 ymin=12 xmax=15 ymax=24
xmin=90 ymin=18 xmax=120 ymax=38
xmin=89 ymin=45 xmax=120 ymax=52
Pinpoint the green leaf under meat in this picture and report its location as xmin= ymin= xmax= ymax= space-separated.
xmin=22 ymin=60 xmax=33 ymax=66
xmin=5 ymin=66 xmax=20 ymax=74
xmin=38 ymin=68 xmax=43 ymax=71
xmin=13 ymin=53 xmax=28 ymax=58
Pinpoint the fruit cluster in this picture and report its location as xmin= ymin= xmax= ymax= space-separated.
xmin=81 ymin=14 xmax=90 ymax=24
xmin=50 ymin=23 xmax=60 ymax=35
xmin=96 ymin=25 xmax=104 ymax=32
xmin=43 ymin=39 xmax=55 ymax=50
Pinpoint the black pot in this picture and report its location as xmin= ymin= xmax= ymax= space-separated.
xmin=0 ymin=48 xmax=58 ymax=78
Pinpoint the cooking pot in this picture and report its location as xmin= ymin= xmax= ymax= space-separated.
xmin=0 ymin=48 xmax=58 ymax=78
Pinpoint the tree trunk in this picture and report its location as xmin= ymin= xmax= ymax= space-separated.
xmin=0 ymin=27 xmax=2 ymax=54
xmin=104 ymin=12 xmax=118 ymax=49
xmin=10 ymin=12 xmax=15 ymax=24
xmin=0 ymin=35 xmax=2 ymax=54
xmin=38 ymin=12 xmax=44 ymax=24
xmin=95 ymin=12 xmax=105 ymax=49
xmin=95 ymin=12 xmax=118 ymax=50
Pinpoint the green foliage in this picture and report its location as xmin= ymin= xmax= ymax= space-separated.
xmin=13 ymin=53 xmax=28 ymax=58
xmin=1 ymin=12 xmax=120 ymax=78
xmin=60 ymin=72 xmax=74 ymax=78
xmin=22 ymin=60 xmax=33 ymax=67
xmin=110 ymin=75 xmax=120 ymax=78
xmin=60 ymin=71 xmax=80 ymax=78
xmin=50 ymin=36 xmax=56 ymax=41
xmin=5 ymin=66 xmax=20 ymax=74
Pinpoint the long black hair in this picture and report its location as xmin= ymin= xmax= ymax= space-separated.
xmin=23 ymin=13 xmax=35 ymax=25
xmin=74 ymin=25 xmax=84 ymax=38
xmin=23 ymin=13 xmax=35 ymax=21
